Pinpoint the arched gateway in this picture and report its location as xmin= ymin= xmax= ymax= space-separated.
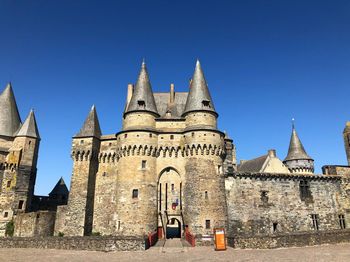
xmin=158 ymin=167 xmax=183 ymax=238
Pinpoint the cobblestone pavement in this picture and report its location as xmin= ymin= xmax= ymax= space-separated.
xmin=0 ymin=243 xmax=350 ymax=262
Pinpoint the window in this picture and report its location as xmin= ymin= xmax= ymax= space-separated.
xmin=300 ymin=180 xmax=311 ymax=199
xmin=170 ymin=135 xmax=174 ymax=140
xmin=102 ymin=172 xmax=107 ymax=176
xmin=202 ymin=100 xmax=211 ymax=108
xmin=137 ymin=100 xmax=145 ymax=108
xmin=149 ymin=134 xmax=152 ymax=138
xmin=272 ymin=222 xmax=278 ymax=233
xmin=191 ymin=132 xmax=194 ymax=137
xmin=18 ymin=200 xmax=24 ymax=210
xmin=80 ymin=140 xmax=84 ymax=144
xmin=339 ymin=214 xmax=346 ymax=229
xmin=218 ymin=165 xmax=222 ymax=174
xmin=205 ymin=220 xmax=211 ymax=229
xmin=141 ymin=160 xmax=147 ymax=169
xmin=261 ymin=191 xmax=269 ymax=204
xmin=171 ymin=184 xmax=174 ymax=191
xmin=205 ymin=191 xmax=208 ymax=200
xmin=36 ymin=214 xmax=40 ymax=219
xmin=6 ymin=181 xmax=11 ymax=188
xmin=124 ymin=134 xmax=127 ymax=138
xmin=132 ymin=189 xmax=139 ymax=199
xmin=311 ymin=214 xmax=320 ymax=231
xmin=4 ymin=212 xmax=8 ymax=218
xmin=118 ymin=220 xmax=121 ymax=230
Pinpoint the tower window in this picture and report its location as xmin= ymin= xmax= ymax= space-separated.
xmin=141 ymin=160 xmax=147 ymax=169
xmin=202 ymin=100 xmax=211 ymax=108
xmin=171 ymin=184 xmax=175 ymax=191
xmin=205 ymin=191 xmax=208 ymax=200
xmin=205 ymin=220 xmax=211 ymax=229
xmin=273 ymin=222 xmax=278 ymax=233
xmin=261 ymin=191 xmax=269 ymax=204
xmin=4 ymin=212 xmax=8 ymax=218
xmin=170 ymin=135 xmax=174 ymax=140
xmin=124 ymin=134 xmax=127 ymax=138
xmin=6 ymin=181 xmax=11 ymax=188
xmin=80 ymin=140 xmax=84 ymax=144
xmin=339 ymin=214 xmax=346 ymax=229
xmin=137 ymin=100 xmax=145 ymax=108
xmin=18 ymin=200 xmax=24 ymax=210
xmin=132 ymin=189 xmax=139 ymax=199
xmin=149 ymin=134 xmax=152 ymax=138
xmin=300 ymin=180 xmax=311 ymax=200
xmin=311 ymin=214 xmax=320 ymax=231
xmin=191 ymin=132 xmax=194 ymax=137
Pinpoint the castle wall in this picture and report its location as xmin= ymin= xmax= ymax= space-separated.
xmin=14 ymin=211 xmax=55 ymax=237
xmin=226 ymin=173 xmax=348 ymax=237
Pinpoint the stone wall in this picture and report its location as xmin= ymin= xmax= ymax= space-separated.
xmin=225 ymin=173 xmax=348 ymax=237
xmin=228 ymin=229 xmax=350 ymax=249
xmin=14 ymin=211 xmax=56 ymax=237
xmin=0 ymin=236 xmax=146 ymax=251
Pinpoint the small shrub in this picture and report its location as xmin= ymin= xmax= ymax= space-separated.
xmin=5 ymin=220 xmax=14 ymax=237
xmin=91 ymin=231 xmax=101 ymax=236
xmin=58 ymin=232 xmax=64 ymax=237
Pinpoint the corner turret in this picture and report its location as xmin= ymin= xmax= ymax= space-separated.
xmin=283 ymin=122 xmax=314 ymax=173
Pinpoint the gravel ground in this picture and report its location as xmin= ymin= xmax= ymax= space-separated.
xmin=0 ymin=242 xmax=350 ymax=262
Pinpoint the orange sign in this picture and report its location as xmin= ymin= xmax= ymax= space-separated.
xmin=214 ymin=228 xmax=226 ymax=251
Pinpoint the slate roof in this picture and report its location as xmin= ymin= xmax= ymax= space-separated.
xmin=0 ymin=83 xmax=21 ymax=137
xmin=182 ymin=60 xmax=217 ymax=116
xmin=284 ymin=126 xmax=312 ymax=161
xmin=74 ymin=105 xmax=102 ymax=138
xmin=16 ymin=110 xmax=40 ymax=139
xmin=124 ymin=61 xmax=159 ymax=116
xmin=49 ymin=177 xmax=69 ymax=196
xmin=237 ymin=155 xmax=268 ymax=172
xmin=154 ymin=92 xmax=188 ymax=118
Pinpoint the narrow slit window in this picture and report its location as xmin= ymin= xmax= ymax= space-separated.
xmin=311 ymin=214 xmax=320 ymax=231
xmin=18 ymin=200 xmax=24 ymax=210
xmin=4 ymin=212 xmax=8 ymax=218
xmin=205 ymin=220 xmax=211 ymax=229
xmin=339 ymin=214 xmax=346 ymax=229
xmin=205 ymin=191 xmax=208 ymax=200
xmin=142 ymin=160 xmax=147 ymax=169
xmin=132 ymin=189 xmax=139 ymax=199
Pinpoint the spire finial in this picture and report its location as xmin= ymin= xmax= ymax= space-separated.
xmin=292 ymin=118 xmax=295 ymax=129
xmin=142 ymin=58 xmax=146 ymax=68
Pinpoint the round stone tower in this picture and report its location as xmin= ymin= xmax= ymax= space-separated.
xmin=182 ymin=60 xmax=228 ymax=236
xmin=116 ymin=61 xmax=159 ymax=236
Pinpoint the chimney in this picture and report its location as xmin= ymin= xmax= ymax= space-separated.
xmin=268 ymin=149 xmax=276 ymax=158
xmin=126 ymin=84 xmax=133 ymax=109
xmin=170 ymin=83 xmax=175 ymax=104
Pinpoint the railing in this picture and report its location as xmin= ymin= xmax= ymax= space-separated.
xmin=185 ymin=227 xmax=195 ymax=247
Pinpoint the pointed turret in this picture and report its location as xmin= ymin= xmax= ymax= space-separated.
xmin=49 ymin=177 xmax=69 ymax=197
xmin=124 ymin=61 xmax=159 ymax=116
xmin=74 ymin=105 xmax=102 ymax=138
xmin=182 ymin=60 xmax=217 ymax=116
xmin=283 ymin=122 xmax=314 ymax=173
xmin=0 ymin=82 xmax=22 ymax=137
xmin=16 ymin=109 xmax=40 ymax=139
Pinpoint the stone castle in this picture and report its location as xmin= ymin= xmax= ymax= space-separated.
xmin=1 ymin=61 xmax=350 ymax=247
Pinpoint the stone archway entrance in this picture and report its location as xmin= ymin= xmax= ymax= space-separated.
xmin=158 ymin=167 xmax=183 ymax=238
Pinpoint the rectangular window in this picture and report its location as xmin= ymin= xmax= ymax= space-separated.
xmin=6 ymin=181 xmax=11 ymax=188
xmin=218 ymin=165 xmax=222 ymax=174
xmin=170 ymin=135 xmax=174 ymax=140
xmin=205 ymin=191 xmax=208 ymax=200
xmin=141 ymin=160 xmax=147 ymax=169
xmin=261 ymin=191 xmax=269 ymax=204
xmin=4 ymin=212 xmax=8 ymax=218
xmin=273 ymin=222 xmax=278 ymax=233
xmin=205 ymin=219 xmax=211 ymax=229
xmin=132 ymin=189 xmax=139 ymax=199
xmin=311 ymin=214 xmax=320 ymax=231
xmin=300 ymin=180 xmax=311 ymax=199
xmin=18 ymin=200 xmax=24 ymax=210
xmin=171 ymin=184 xmax=174 ymax=191
xmin=339 ymin=214 xmax=346 ymax=229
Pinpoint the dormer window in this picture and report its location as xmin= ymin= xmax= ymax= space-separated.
xmin=137 ymin=100 xmax=145 ymax=109
xmin=202 ymin=100 xmax=211 ymax=108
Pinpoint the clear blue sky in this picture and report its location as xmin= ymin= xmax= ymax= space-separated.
xmin=0 ymin=0 xmax=349 ymax=195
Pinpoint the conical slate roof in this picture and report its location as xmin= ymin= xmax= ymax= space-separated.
xmin=0 ymin=83 xmax=22 ymax=137
xmin=16 ymin=109 xmax=40 ymax=139
xmin=49 ymin=177 xmax=69 ymax=196
xmin=284 ymin=125 xmax=312 ymax=161
xmin=182 ymin=60 xmax=216 ymax=116
xmin=74 ymin=105 xmax=102 ymax=138
xmin=343 ymin=121 xmax=350 ymax=133
xmin=124 ymin=61 xmax=159 ymax=116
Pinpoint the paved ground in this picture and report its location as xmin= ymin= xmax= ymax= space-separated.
xmin=0 ymin=242 xmax=350 ymax=262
